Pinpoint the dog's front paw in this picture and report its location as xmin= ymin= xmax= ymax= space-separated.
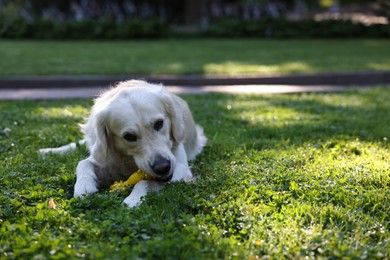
xmin=123 ymin=195 xmax=142 ymax=208
xmin=171 ymin=164 xmax=193 ymax=182
xmin=74 ymin=177 xmax=98 ymax=198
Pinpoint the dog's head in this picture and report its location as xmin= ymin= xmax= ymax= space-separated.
xmin=86 ymin=81 xmax=185 ymax=182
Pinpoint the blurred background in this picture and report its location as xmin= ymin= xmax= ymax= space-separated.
xmin=0 ymin=0 xmax=388 ymax=39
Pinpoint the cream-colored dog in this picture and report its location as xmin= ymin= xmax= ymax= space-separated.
xmin=41 ymin=80 xmax=207 ymax=208
xmin=76 ymin=80 xmax=207 ymax=207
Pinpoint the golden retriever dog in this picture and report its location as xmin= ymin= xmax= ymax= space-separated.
xmin=41 ymin=80 xmax=207 ymax=208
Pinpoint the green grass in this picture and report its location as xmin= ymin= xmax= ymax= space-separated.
xmin=1 ymin=87 xmax=389 ymax=259
xmin=0 ymin=39 xmax=389 ymax=76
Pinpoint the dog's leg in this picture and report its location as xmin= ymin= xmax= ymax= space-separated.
xmin=39 ymin=139 xmax=86 ymax=155
xmin=171 ymin=143 xmax=193 ymax=182
xmin=124 ymin=144 xmax=193 ymax=208
xmin=74 ymin=158 xmax=99 ymax=198
xmin=123 ymin=180 xmax=162 ymax=208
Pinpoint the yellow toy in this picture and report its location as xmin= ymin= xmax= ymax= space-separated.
xmin=110 ymin=169 xmax=153 ymax=194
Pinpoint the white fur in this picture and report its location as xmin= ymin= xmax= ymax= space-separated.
xmin=72 ymin=80 xmax=206 ymax=208
xmin=39 ymin=140 xmax=86 ymax=155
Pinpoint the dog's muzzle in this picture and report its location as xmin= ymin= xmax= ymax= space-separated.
xmin=150 ymin=156 xmax=172 ymax=182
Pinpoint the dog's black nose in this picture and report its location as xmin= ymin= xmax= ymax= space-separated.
xmin=151 ymin=156 xmax=171 ymax=176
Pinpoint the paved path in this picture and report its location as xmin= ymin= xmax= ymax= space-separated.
xmin=0 ymin=84 xmax=376 ymax=100
xmin=0 ymin=71 xmax=389 ymax=99
xmin=1 ymin=71 xmax=389 ymax=89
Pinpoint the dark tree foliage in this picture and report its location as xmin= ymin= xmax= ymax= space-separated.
xmin=0 ymin=0 xmax=387 ymax=22
xmin=0 ymin=0 xmax=388 ymax=39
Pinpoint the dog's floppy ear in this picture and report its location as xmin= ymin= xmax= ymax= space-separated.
xmin=163 ymin=93 xmax=186 ymax=145
xmin=90 ymin=109 xmax=111 ymax=164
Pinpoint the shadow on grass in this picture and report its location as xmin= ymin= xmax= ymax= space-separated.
xmin=186 ymin=88 xmax=389 ymax=152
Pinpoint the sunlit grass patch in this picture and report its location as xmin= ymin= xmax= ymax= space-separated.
xmin=368 ymin=61 xmax=390 ymax=71
xmin=204 ymin=61 xmax=314 ymax=75
xmin=1 ymin=87 xmax=389 ymax=259
xmin=31 ymin=105 xmax=89 ymax=119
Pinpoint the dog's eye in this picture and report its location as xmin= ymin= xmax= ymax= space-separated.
xmin=153 ymin=119 xmax=164 ymax=131
xmin=123 ymin=133 xmax=137 ymax=142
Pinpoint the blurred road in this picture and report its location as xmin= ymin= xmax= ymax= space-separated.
xmin=0 ymin=84 xmax=373 ymax=100
xmin=0 ymin=71 xmax=388 ymax=99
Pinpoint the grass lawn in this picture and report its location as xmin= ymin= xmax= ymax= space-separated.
xmin=0 ymin=87 xmax=389 ymax=258
xmin=0 ymin=39 xmax=389 ymax=76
